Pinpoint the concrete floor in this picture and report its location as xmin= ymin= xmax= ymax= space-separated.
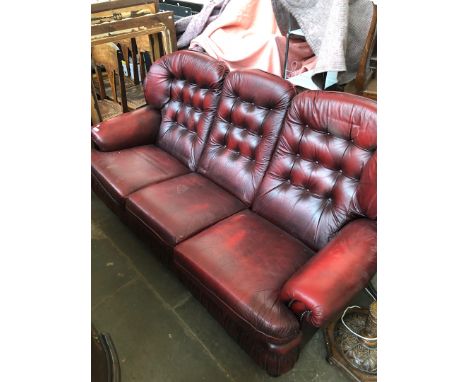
xmin=92 ymin=191 xmax=373 ymax=382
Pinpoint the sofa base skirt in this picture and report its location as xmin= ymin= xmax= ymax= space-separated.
xmin=125 ymin=207 xmax=175 ymax=266
xmin=91 ymin=173 xmax=127 ymax=221
xmin=175 ymin=261 xmax=303 ymax=377
xmin=92 ymin=177 xmax=175 ymax=267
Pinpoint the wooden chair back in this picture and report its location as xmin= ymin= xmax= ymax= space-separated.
xmin=91 ymin=0 xmax=158 ymax=24
xmin=91 ymin=43 xmax=128 ymax=112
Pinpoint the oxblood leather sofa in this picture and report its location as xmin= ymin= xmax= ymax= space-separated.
xmin=91 ymin=50 xmax=377 ymax=377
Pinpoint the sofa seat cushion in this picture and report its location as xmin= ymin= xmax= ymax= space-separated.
xmin=91 ymin=145 xmax=190 ymax=206
xmin=126 ymin=173 xmax=246 ymax=247
xmin=174 ymin=210 xmax=314 ymax=344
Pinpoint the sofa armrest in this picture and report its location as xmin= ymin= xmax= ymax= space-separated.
xmin=280 ymin=219 xmax=377 ymax=327
xmin=91 ymin=106 xmax=161 ymax=152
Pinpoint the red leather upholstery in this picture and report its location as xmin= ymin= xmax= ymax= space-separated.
xmin=91 ymin=106 xmax=161 ymax=152
xmin=174 ymin=210 xmax=313 ymax=343
xmin=91 ymin=145 xmax=189 ymax=207
xmin=357 ymin=150 xmax=377 ymax=219
xmin=91 ymin=50 xmax=378 ymax=377
xmin=253 ymin=91 xmax=377 ymax=251
xmin=197 ymin=70 xmax=296 ymax=204
xmin=172 ymin=266 xmax=303 ymax=376
xmin=144 ymin=50 xmax=229 ymax=170
xmin=280 ymin=219 xmax=377 ymax=327
xmin=126 ymin=173 xmax=246 ymax=247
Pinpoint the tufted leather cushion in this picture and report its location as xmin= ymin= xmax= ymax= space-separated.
xmin=91 ymin=145 xmax=190 ymax=207
xmin=174 ymin=210 xmax=313 ymax=344
xmin=197 ymin=69 xmax=296 ymax=205
xmin=253 ymin=91 xmax=377 ymax=252
xmin=144 ymin=50 xmax=229 ymax=170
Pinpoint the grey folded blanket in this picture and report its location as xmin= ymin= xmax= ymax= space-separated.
xmin=272 ymin=0 xmax=374 ymax=85
xmin=175 ymin=0 xmax=231 ymax=49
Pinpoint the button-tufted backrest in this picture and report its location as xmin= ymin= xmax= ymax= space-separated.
xmin=252 ymin=91 xmax=377 ymax=252
xmin=144 ymin=50 xmax=229 ymax=170
xmin=197 ymin=70 xmax=296 ymax=205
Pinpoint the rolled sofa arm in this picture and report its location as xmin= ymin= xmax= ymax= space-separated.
xmin=91 ymin=106 xmax=161 ymax=152
xmin=280 ymin=219 xmax=377 ymax=327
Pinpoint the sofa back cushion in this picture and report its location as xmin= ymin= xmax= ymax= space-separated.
xmin=144 ymin=50 xmax=229 ymax=170
xmin=197 ymin=70 xmax=295 ymax=205
xmin=252 ymin=91 xmax=377 ymax=252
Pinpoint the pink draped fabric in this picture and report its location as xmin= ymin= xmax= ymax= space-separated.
xmin=190 ymin=0 xmax=316 ymax=78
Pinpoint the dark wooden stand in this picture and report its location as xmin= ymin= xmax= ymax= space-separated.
xmin=323 ymin=302 xmax=377 ymax=382
xmin=92 ymin=325 xmax=121 ymax=382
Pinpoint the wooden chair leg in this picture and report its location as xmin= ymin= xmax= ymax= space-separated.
xmin=143 ymin=51 xmax=152 ymax=72
xmin=139 ymin=52 xmax=146 ymax=82
xmin=165 ymin=28 xmax=174 ymax=54
xmin=117 ymin=50 xmax=129 ymax=113
xmin=124 ymin=48 xmax=131 ymax=77
xmin=130 ymin=38 xmax=140 ymax=85
xmin=95 ymin=65 xmax=106 ymax=100
xmin=160 ymin=27 xmax=173 ymax=56
xmin=150 ymin=34 xmax=160 ymax=61
xmin=91 ymin=82 xmax=102 ymax=125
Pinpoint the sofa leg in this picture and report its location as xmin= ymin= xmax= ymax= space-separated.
xmin=263 ymin=338 xmax=302 ymax=377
